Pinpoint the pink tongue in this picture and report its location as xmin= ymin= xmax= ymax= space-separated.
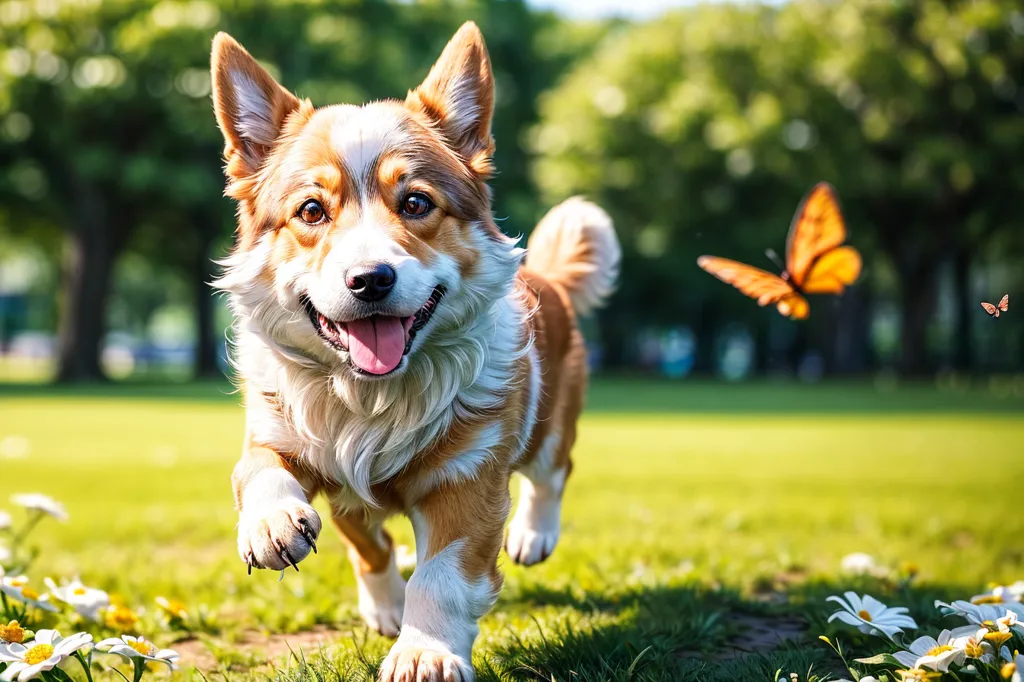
xmin=345 ymin=316 xmax=407 ymax=375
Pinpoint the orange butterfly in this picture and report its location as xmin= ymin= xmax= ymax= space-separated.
xmin=697 ymin=183 xmax=861 ymax=320
xmin=981 ymin=294 xmax=1009 ymax=318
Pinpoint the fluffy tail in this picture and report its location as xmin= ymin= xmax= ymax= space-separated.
xmin=524 ymin=197 xmax=621 ymax=316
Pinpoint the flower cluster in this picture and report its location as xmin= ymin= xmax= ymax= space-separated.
xmin=0 ymin=494 xmax=181 ymax=682
xmin=825 ymin=583 xmax=1024 ymax=682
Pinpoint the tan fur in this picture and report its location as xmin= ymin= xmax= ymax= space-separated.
xmin=212 ymin=22 xmax=619 ymax=682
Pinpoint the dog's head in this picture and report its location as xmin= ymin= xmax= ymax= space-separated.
xmin=211 ymin=23 xmax=522 ymax=380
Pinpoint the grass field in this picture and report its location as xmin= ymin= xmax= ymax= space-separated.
xmin=1 ymin=379 xmax=1023 ymax=681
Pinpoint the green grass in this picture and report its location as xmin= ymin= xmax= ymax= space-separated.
xmin=1 ymin=380 xmax=1023 ymax=681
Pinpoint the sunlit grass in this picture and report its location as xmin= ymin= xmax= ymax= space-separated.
xmin=1 ymin=381 xmax=1022 ymax=680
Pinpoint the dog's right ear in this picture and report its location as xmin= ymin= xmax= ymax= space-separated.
xmin=211 ymin=33 xmax=300 ymax=179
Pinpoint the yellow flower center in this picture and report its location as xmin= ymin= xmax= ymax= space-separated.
xmin=20 ymin=587 xmax=39 ymax=601
xmin=857 ymin=609 xmax=872 ymax=622
xmin=105 ymin=606 xmax=139 ymax=631
xmin=72 ymin=587 xmax=87 ymax=596
xmin=965 ymin=640 xmax=985 ymax=658
xmin=926 ymin=644 xmax=953 ymax=657
xmin=973 ymin=595 xmax=1004 ymax=604
xmin=1002 ymin=662 xmax=1017 ymax=679
xmin=23 ymin=643 xmax=54 ymax=665
xmin=0 ymin=621 xmax=25 ymax=643
xmin=985 ymin=630 xmax=1012 ymax=646
xmin=10 ymin=577 xmax=28 ymax=588
xmin=128 ymin=639 xmax=155 ymax=657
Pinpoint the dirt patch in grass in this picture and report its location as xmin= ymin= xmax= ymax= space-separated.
xmin=679 ymin=613 xmax=807 ymax=662
xmin=175 ymin=626 xmax=352 ymax=672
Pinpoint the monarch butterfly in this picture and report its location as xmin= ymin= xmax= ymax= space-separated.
xmin=980 ymin=294 xmax=1009 ymax=318
xmin=697 ymin=183 xmax=862 ymax=320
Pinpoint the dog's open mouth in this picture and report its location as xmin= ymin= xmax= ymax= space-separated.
xmin=301 ymin=286 xmax=446 ymax=376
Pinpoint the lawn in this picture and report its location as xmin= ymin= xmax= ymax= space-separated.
xmin=1 ymin=379 xmax=1023 ymax=681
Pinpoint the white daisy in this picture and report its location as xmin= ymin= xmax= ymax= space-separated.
xmin=893 ymin=630 xmax=965 ymax=671
xmin=972 ymin=584 xmax=1024 ymax=605
xmin=96 ymin=635 xmax=179 ymax=671
xmin=0 ymin=511 xmax=11 ymax=531
xmin=0 ymin=629 xmax=92 ymax=681
xmin=0 ymin=576 xmax=57 ymax=613
xmin=0 ymin=545 xmax=10 ymax=564
xmin=840 ymin=552 xmax=882 ymax=576
xmin=827 ymin=591 xmax=918 ymax=640
xmin=950 ymin=628 xmax=996 ymax=663
xmin=44 ymin=577 xmax=109 ymax=622
xmin=9 ymin=495 xmax=67 ymax=522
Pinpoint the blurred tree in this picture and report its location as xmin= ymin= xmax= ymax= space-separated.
xmin=530 ymin=0 xmax=1024 ymax=376
xmin=0 ymin=0 xmax=579 ymax=381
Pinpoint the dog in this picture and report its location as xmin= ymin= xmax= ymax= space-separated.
xmin=210 ymin=22 xmax=620 ymax=681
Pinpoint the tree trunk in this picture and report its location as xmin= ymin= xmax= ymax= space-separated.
xmin=193 ymin=226 xmax=220 ymax=378
xmin=56 ymin=188 xmax=113 ymax=383
xmin=897 ymin=261 xmax=939 ymax=377
xmin=951 ymin=250 xmax=972 ymax=372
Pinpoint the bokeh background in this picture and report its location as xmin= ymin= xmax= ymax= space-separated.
xmin=2 ymin=0 xmax=1023 ymax=386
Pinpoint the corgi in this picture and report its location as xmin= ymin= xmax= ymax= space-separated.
xmin=210 ymin=22 xmax=620 ymax=682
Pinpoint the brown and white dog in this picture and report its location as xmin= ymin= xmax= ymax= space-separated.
xmin=210 ymin=22 xmax=620 ymax=681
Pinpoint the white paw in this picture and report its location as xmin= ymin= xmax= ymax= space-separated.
xmin=238 ymin=498 xmax=321 ymax=572
xmin=505 ymin=521 xmax=559 ymax=566
xmin=377 ymin=644 xmax=473 ymax=682
xmin=355 ymin=559 xmax=406 ymax=637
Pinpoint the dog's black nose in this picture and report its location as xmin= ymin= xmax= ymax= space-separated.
xmin=346 ymin=263 xmax=396 ymax=302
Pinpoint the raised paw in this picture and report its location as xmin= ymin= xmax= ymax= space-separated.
xmin=238 ymin=500 xmax=322 ymax=572
xmin=378 ymin=647 xmax=472 ymax=682
xmin=504 ymin=522 xmax=559 ymax=566
xmin=505 ymin=493 xmax=561 ymax=566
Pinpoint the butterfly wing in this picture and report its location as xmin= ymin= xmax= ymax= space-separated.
xmin=981 ymin=301 xmax=998 ymax=317
xmin=800 ymin=246 xmax=863 ymax=294
xmin=786 ymin=183 xmax=848 ymax=288
xmin=998 ymin=294 xmax=1009 ymax=312
xmin=698 ymin=255 xmax=809 ymax=319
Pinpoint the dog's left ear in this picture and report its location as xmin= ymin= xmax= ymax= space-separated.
xmin=406 ymin=22 xmax=495 ymax=177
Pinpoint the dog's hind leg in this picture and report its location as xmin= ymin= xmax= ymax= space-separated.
xmin=505 ymin=332 xmax=586 ymax=566
xmin=332 ymin=510 xmax=405 ymax=637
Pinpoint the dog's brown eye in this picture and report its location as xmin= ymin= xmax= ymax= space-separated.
xmin=402 ymin=193 xmax=433 ymax=217
xmin=298 ymin=200 xmax=326 ymax=225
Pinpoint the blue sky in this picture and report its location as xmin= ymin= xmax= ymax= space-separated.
xmin=526 ymin=0 xmax=775 ymax=20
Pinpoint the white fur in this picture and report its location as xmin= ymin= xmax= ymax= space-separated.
xmin=237 ymin=469 xmax=322 ymax=570
xmin=350 ymin=542 xmax=406 ymax=637
xmin=230 ymin=72 xmax=278 ymax=146
xmin=525 ymin=197 xmax=621 ymax=316
xmin=506 ymin=430 xmax=566 ymax=566
xmin=381 ymin=527 xmax=495 ymax=681
xmin=328 ymin=106 xmax=405 ymax=185
xmin=514 ymin=345 xmax=541 ymax=460
xmin=402 ymin=422 xmax=505 ymax=503
xmin=215 ymin=218 xmax=527 ymax=508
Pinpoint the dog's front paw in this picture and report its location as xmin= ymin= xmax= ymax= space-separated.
xmin=378 ymin=646 xmax=472 ymax=682
xmin=238 ymin=500 xmax=321 ymax=572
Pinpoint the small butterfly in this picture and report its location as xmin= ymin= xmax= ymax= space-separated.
xmin=980 ymin=294 xmax=1009 ymax=318
xmin=697 ymin=183 xmax=862 ymax=319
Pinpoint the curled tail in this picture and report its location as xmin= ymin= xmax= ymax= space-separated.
xmin=524 ymin=197 xmax=621 ymax=316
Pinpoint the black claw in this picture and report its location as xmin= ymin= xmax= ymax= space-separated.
xmin=247 ymin=563 xmax=252 ymax=576
xmin=276 ymin=541 xmax=300 ymax=572
xmin=302 ymin=528 xmax=318 ymax=554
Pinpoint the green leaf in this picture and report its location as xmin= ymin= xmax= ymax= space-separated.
xmin=853 ymin=653 xmax=901 ymax=665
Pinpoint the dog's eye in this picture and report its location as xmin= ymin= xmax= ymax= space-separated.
xmin=298 ymin=200 xmax=326 ymax=225
xmin=402 ymin=193 xmax=433 ymax=217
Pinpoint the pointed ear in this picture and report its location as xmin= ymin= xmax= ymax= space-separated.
xmin=211 ymin=32 xmax=300 ymax=177
xmin=406 ymin=22 xmax=495 ymax=177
